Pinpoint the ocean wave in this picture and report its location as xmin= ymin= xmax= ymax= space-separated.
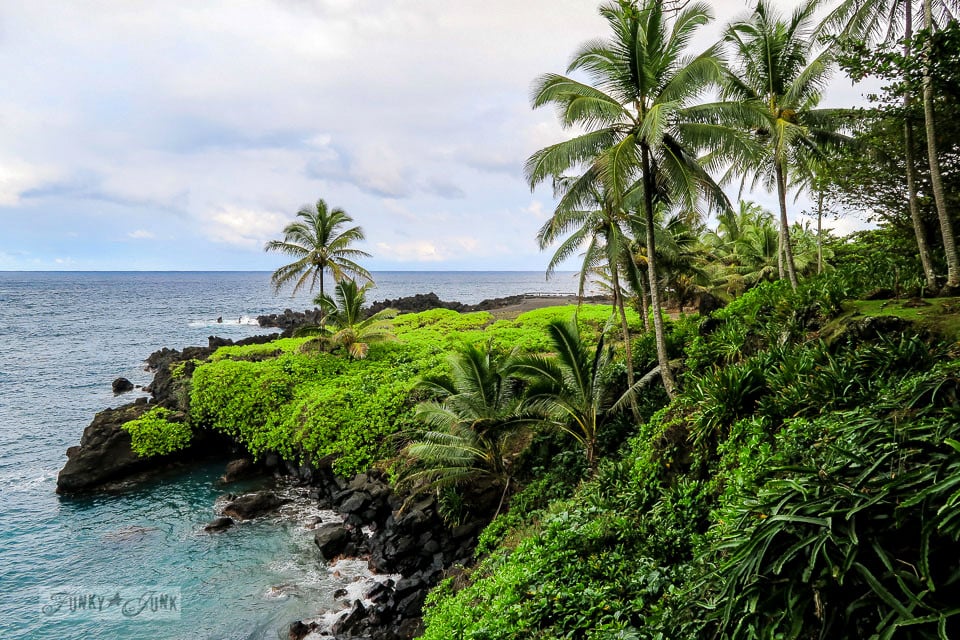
xmin=187 ymin=315 xmax=261 ymax=328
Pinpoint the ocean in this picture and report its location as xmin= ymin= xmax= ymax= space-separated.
xmin=0 ymin=271 xmax=581 ymax=640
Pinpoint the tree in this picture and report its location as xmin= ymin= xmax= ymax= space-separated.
xmin=526 ymin=0 xmax=743 ymax=398
xmin=300 ymin=280 xmax=396 ymax=359
xmin=823 ymin=0 xmax=960 ymax=289
xmin=400 ymin=342 xmax=529 ymax=512
xmin=264 ymin=198 xmax=373 ymax=308
xmin=722 ymin=0 xmax=848 ymax=290
xmin=517 ymin=317 xmax=618 ymax=472
xmin=537 ymin=176 xmax=640 ymax=400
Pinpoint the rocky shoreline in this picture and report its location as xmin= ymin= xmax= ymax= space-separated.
xmin=256 ymin=291 xmax=612 ymax=335
xmin=55 ymin=329 xmax=490 ymax=640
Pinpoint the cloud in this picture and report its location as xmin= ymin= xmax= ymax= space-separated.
xmin=375 ymin=236 xmax=479 ymax=263
xmin=205 ymin=206 xmax=289 ymax=248
xmin=0 ymin=159 xmax=58 ymax=206
xmin=128 ymin=229 xmax=155 ymax=239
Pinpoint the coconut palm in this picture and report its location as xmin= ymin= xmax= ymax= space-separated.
xmin=516 ymin=317 xmax=618 ymax=472
xmin=264 ymin=198 xmax=373 ymax=304
xmin=822 ymin=0 xmax=960 ymax=290
xmin=299 ymin=280 xmax=396 ymax=359
xmin=722 ymin=0 xmax=848 ymax=290
xmin=538 ymin=176 xmax=640 ymax=397
xmin=400 ymin=342 xmax=529 ymax=511
xmin=526 ymin=0 xmax=745 ymax=398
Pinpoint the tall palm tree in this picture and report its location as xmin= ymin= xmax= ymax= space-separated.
xmin=822 ymin=0 xmax=960 ymax=290
xmin=722 ymin=0 xmax=848 ymax=290
xmin=517 ymin=317 xmax=617 ymax=472
xmin=526 ymin=0 xmax=743 ymax=398
xmin=264 ymin=198 xmax=373 ymax=304
xmin=400 ymin=342 xmax=529 ymax=511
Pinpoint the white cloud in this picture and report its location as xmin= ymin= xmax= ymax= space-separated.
xmin=205 ymin=206 xmax=289 ymax=248
xmin=0 ymin=159 xmax=57 ymax=206
xmin=128 ymin=229 xmax=156 ymax=239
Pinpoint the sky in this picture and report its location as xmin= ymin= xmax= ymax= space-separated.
xmin=0 ymin=0 xmax=876 ymax=272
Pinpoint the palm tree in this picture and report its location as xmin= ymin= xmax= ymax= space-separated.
xmin=722 ymin=0 xmax=848 ymax=290
xmin=400 ymin=342 xmax=529 ymax=512
xmin=526 ymin=0 xmax=743 ymax=399
xmin=264 ymin=198 xmax=373 ymax=305
xmin=537 ymin=176 xmax=640 ymax=398
xmin=516 ymin=317 xmax=617 ymax=472
xmin=822 ymin=0 xmax=959 ymax=290
xmin=299 ymin=280 xmax=396 ymax=359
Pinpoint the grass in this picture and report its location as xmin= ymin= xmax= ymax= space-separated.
xmin=826 ymin=297 xmax=960 ymax=342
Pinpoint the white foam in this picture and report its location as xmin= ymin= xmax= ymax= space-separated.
xmin=187 ymin=315 xmax=260 ymax=328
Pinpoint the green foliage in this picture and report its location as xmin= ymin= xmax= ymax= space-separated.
xmin=209 ymin=338 xmax=308 ymax=361
xmin=121 ymin=407 xmax=192 ymax=458
xmin=187 ymin=306 xmax=619 ymax=476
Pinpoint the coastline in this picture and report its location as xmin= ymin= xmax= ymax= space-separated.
xmin=53 ymin=291 xmax=607 ymax=639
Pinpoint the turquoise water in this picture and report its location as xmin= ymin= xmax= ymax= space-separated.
xmin=0 ymin=271 xmax=575 ymax=639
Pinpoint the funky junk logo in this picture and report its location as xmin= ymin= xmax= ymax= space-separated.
xmin=39 ymin=586 xmax=181 ymax=621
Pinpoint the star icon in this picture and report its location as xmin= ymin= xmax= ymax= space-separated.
xmin=107 ymin=592 xmax=123 ymax=608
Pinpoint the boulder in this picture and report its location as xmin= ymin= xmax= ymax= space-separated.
xmin=313 ymin=523 xmax=352 ymax=560
xmin=112 ymin=377 xmax=134 ymax=393
xmin=221 ymin=491 xmax=289 ymax=520
xmin=203 ymin=517 xmax=234 ymax=532
xmin=56 ymin=404 xmax=150 ymax=493
xmin=288 ymin=620 xmax=318 ymax=640
xmin=219 ymin=458 xmax=256 ymax=483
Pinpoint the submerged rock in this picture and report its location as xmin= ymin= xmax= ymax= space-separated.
xmin=204 ymin=517 xmax=234 ymax=532
xmin=221 ymin=491 xmax=289 ymax=520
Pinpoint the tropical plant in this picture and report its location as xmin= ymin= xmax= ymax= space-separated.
xmin=722 ymin=0 xmax=848 ymax=290
xmin=299 ymin=280 xmax=396 ymax=359
xmin=526 ymin=0 xmax=744 ymax=398
xmin=517 ymin=317 xmax=619 ymax=471
xmin=400 ymin=341 xmax=530 ymax=511
xmin=264 ymin=198 xmax=373 ymax=306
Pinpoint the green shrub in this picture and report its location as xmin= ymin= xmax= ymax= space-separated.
xmin=121 ymin=407 xmax=192 ymax=457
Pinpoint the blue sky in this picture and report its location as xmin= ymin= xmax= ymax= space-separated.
xmin=0 ymin=0 xmax=874 ymax=271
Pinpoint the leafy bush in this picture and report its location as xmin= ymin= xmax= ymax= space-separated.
xmin=121 ymin=407 xmax=192 ymax=457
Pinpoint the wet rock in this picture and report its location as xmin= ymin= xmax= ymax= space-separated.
xmin=222 ymin=491 xmax=289 ymax=520
xmin=331 ymin=600 xmax=367 ymax=636
xmin=314 ymin=523 xmax=352 ymax=561
xmin=112 ymin=377 xmax=134 ymax=393
xmin=288 ymin=620 xmax=318 ymax=640
xmin=219 ymin=458 xmax=256 ymax=483
xmin=204 ymin=517 xmax=234 ymax=532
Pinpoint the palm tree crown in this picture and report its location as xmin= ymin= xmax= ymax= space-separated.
xmin=264 ymin=198 xmax=372 ymax=300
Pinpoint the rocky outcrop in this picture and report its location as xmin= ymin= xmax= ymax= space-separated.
xmin=56 ymin=400 xmax=152 ymax=493
xmin=56 ymin=333 xmax=277 ymax=494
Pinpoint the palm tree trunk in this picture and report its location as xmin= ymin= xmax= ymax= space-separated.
xmin=903 ymin=3 xmax=938 ymax=291
xmin=775 ymin=160 xmax=800 ymax=290
xmin=638 ymin=268 xmax=651 ymax=331
xmin=642 ymin=144 xmax=676 ymax=399
xmin=318 ymin=267 xmax=327 ymax=329
xmin=922 ymin=0 xmax=960 ymax=289
xmin=816 ymin=189 xmax=824 ymax=275
xmin=610 ymin=262 xmax=637 ymax=398
xmin=777 ymin=231 xmax=785 ymax=280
